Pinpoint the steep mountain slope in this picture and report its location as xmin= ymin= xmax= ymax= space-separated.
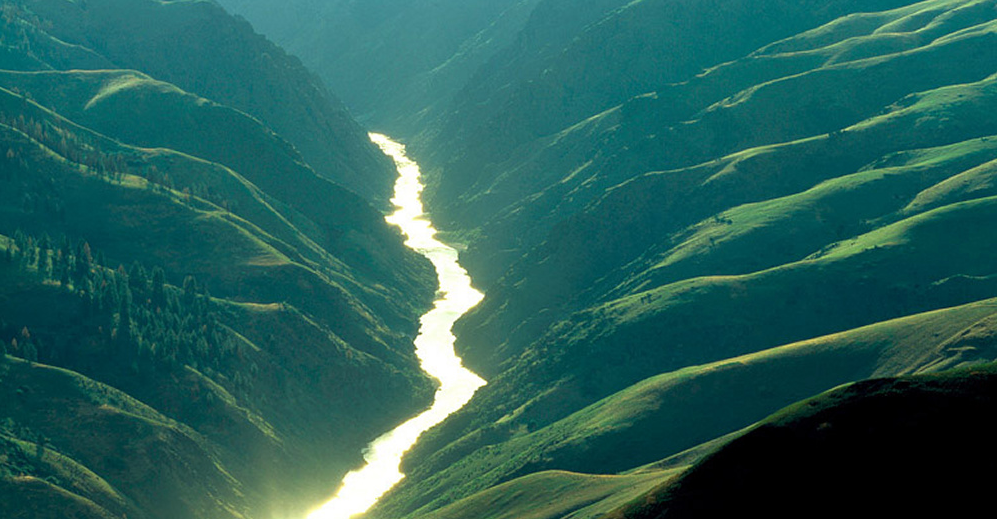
xmin=457 ymin=74 xmax=997 ymax=379
xmin=437 ymin=0 xmax=997 ymax=283
xmin=419 ymin=469 xmax=675 ymax=519
xmin=421 ymin=0 xmax=926 ymax=229
xmin=371 ymin=298 xmax=997 ymax=517
xmin=352 ymin=1 xmax=997 ymax=516
xmin=6 ymin=0 xmax=996 ymax=517
xmin=0 ymin=2 xmax=437 ymax=519
xmin=408 ymin=363 xmax=997 ymax=519
xmin=3 ymin=0 xmax=395 ymax=201
xmin=0 ymin=69 xmax=426 ymax=327
xmin=215 ymin=0 xmax=542 ymax=132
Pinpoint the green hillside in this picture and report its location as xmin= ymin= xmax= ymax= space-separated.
xmin=606 ymin=364 xmax=997 ymax=518
xmin=0 ymin=226 xmax=434 ymax=518
xmin=443 ymin=4 xmax=997 ymax=287
xmin=6 ymin=0 xmax=997 ymax=518
xmin=371 ymin=298 xmax=997 ymax=517
xmin=419 ymin=469 xmax=674 ymax=519
xmin=411 ymin=363 xmax=997 ymax=519
xmin=2 ymin=0 xmax=395 ymax=201
xmin=333 ymin=1 xmax=997 ymax=517
xmin=0 ymin=2 xmax=438 ymax=518
xmin=0 ymin=69 xmax=429 ymax=323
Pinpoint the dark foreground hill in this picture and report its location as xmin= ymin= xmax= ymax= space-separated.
xmin=607 ymin=364 xmax=997 ymax=519
xmin=412 ymin=363 xmax=997 ymax=519
xmin=0 ymin=1 xmax=436 ymax=518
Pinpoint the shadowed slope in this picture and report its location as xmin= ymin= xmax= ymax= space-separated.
xmin=607 ymin=365 xmax=997 ymax=519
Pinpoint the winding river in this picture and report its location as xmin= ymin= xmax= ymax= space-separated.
xmin=307 ymin=134 xmax=487 ymax=519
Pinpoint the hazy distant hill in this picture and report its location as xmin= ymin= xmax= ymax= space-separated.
xmin=5 ymin=0 xmax=397 ymax=202
xmin=0 ymin=1 xmax=436 ymax=518
xmin=215 ymin=0 xmax=543 ymax=132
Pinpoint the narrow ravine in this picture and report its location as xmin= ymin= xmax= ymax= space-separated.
xmin=307 ymin=134 xmax=487 ymax=519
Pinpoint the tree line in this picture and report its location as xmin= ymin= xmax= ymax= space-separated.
xmin=1 ymin=104 xmax=235 ymax=212
xmin=1 ymin=229 xmax=255 ymax=390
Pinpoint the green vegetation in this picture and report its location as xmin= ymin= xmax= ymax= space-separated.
xmin=6 ymin=0 xmax=997 ymax=517
xmin=605 ymin=364 xmax=997 ymax=518
xmin=289 ymin=1 xmax=997 ymax=516
xmin=1 ymin=0 xmax=396 ymax=201
xmin=374 ymin=298 xmax=997 ymax=517
xmin=1 ymin=228 xmax=243 ymax=380
xmin=0 ymin=1 xmax=439 ymax=518
xmin=420 ymin=469 xmax=675 ymax=519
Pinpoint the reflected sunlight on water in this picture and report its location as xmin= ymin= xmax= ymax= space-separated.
xmin=306 ymin=134 xmax=486 ymax=519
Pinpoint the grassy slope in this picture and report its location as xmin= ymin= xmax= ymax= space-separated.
xmin=420 ymin=469 xmax=675 ymax=519
xmin=0 ymin=76 xmax=440 ymax=475
xmin=0 ymin=477 xmax=119 ymax=519
xmin=483 ymin=193 xmax=997 ymax=438
xmin=606 ymin=364 xmax=997 ymax=518
xmin=16 ymin=0 xmax=396 ymax=201
xmin=423 ymin=0 xmax=924 ymax=230
xmin=452 ymin=16 xmax=997 ymax=373
xmin=457 ymin=72 xmax=997 ymax=381
xmin=0 ymin=69 xmax=433 ymax=332
xmin=417 ymin=361 xmax=997 ymax=519
xmin=0 ymin=433 xmax=135 ymax=519
xmin=0 ymin=356 xmax=247 ymax=519
xmin=451 ymin=3 xmax=997 ymax=291
xmin=371 ymin=298 xmax=997 ymax=517
xmin=0 ymin=86 xmax=426 ymax=369
xmin=0 ymin=227 xmax=436 ymax=519
xmin=371 ymin=3 xmax=997 ymax=515
xmin=0 ymin=5 xmax=437 ymax=516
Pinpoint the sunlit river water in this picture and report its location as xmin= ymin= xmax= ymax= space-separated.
xmin=307 ymin=134 xmax=487 ymax=519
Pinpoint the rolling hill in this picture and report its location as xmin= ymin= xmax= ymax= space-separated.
xmin=273 ymin=0 xmax=997 ymax=516
xmin=1 ymin=1 xmax=437 ymax=518
xmin=6 ymin=0 xmax=997 ymax=518
xmin=4 ymin=0 xmax=395 ymax=202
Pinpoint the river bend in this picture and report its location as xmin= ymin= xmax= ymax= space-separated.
xmin=307 ymin=134 xmax=486 ymax=519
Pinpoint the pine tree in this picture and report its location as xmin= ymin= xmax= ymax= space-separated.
xmin=151 ymin=267 xmax=166 ymax=309
xmin=182 ymin=275 xmax=198 ymax=309
xmin=129 ymin=262 xmax=148 ymax=296
xmin=13 ymin=229 xmax=26 ymax=253
xmin=73 ymin=241 xmax=92 ymax=284
xmin=59 ymin=236 xmax=71 ymax=271
xmin=40 ymin=250 xmax=52 ymax=279
xmin=116 ymin=281 xmax=135 ymax=354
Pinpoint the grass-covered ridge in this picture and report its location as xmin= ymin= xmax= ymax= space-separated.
xmin=605 ymin=364 xmax=997 ymax=518
xmin=360 ymin=1 xmax=997 ymax=516
xmin=2 ymin=0 xmax=397 ymax=201
xmin=0 ymin=2 xmax=440 ymax=518
xmin=372 ymin=298 xmax=997 ymax=517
